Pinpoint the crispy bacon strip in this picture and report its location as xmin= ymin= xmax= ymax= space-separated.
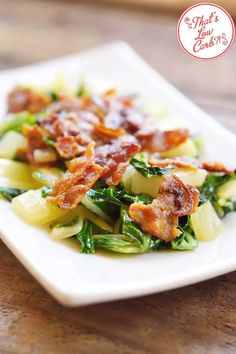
xmin=55 ymin=136 xmax=84 ymax=159
xmin=95 ymin=137 xmax=140 ymax=185
xmin=23 ymin=125 xmax=47 ymax=164
xmin=8 ymin=87 xmax=51 ymax=113
xmin=48 ymin=143 xmax=103 ymax=210
xmin=202 ymin=161 xmax=233 ymax=174
xmin=40 ymin=111 xmax=97 ymax=141
xmin=129 ymin=175 xmax=199 ymax=241
xmin=48 ymin=163 xmax=103 ymax=210
xmin=94 ymin=123 xmax=125 ymax=140
xmin=47 ymin=98 xmax=82 ymax=114
xmin=148 ymin=157 xmax=199 ymax=171
xmin=137 ymin=128 xmax=189 ymax=153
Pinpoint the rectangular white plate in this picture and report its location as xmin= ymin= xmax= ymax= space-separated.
xmin=0 ymin=41 xmax=236 ymax=306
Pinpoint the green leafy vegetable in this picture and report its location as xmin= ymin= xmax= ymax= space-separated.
xmin=93 ymin=234 xmax=142 ymax=254
xmin=0 ymin=187 xmax=26 ymax=201
xmin=115 ymin=190 xmax=153 ymax=205
xmin=44 ymin=136 xmax=56 ymax=148
xmin=88 ymin=220 xmax=110 ymax=235
xmin=92 ymin=186 xmax=153 ymax=206
xmin=171 ymin=229 xmax=198 ymax=250
xmin=130 ymin=157 xmax=168 ymax=177
xmin=77 ymin=82 xmax=89 ymax=97
xmin=199 ymin=172 xmax=236 ymax=218
xmin=0 ymin=112 xmax=36 ymax=134
xmin=216 ymin=198 xmax=236 ymax=218
xmin=150 ymin=238 xmax=167 ymax=250
xmin=86 ymin=189 xmax=121 ymax=216
xmin=52 ymin=216 xmax=78 ymax=229
xmin=171 ymin=216 xmax=197 ymax=250
xmin=41 ymin=186 xmax=52 ymax=198
xmin=199 ymin=173 xmax=230 ymax=204
xmin=48 ymin=91 xmax=59 ymax=102
xmin=76 ymin=220 xmax=95 ymax=254
xmin=121 ymin=208 xmax=153 ymax=252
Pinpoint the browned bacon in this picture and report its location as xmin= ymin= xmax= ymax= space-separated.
xmin=40 ymin=111 xmax=97 ymax=141
xmin=55 ymin=136 xmax=84 ymax=159
xmin=137 ymin=128 xmax=189 ymax=153
xmin=129 ymin=175 xmax=199 ymax=241
xmin=202 ymin=161 xmax=233 ymax=174
xmin=48 ymin=143 xmax=103 ymax=210
xmin=95 ymin=137 xmax=141 ymax=185
xmin=94 ymin=123 xmax=125 ymax=140
xmin=148 ymin=157 xmax=199 ymax=171
xmin=47 ymin=98 xmax=82 ymax=114
xmin=8 ymin=87 xmax=51 ymax=113
xmin=22 ymin=125 xmax=47 ymax=164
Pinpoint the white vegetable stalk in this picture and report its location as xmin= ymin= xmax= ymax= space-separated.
xmin=33 ymin=149 xmax=57 ymax=163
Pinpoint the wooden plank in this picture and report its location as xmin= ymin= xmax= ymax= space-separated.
xmin=87 ymin=0 xmax=236 ymax=16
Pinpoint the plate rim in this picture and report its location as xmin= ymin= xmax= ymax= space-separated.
xmin=0 ymin=41 xmax=236 ymax=306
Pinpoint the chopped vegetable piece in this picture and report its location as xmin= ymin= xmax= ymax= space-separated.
xmin=76 ymin=220 xmax=95 ymax=254
xmin=130 ymin=156 xmax=168 ymax=177
xmin=122 ymin=166 xmax=163 ymax=198
xmin=0 ymin=111 xmax=35 ymax=134
xmin=75 ymin=204 xmax=113 ymax=233
xmin=191 ymin=201 xmax=223 ymax=241
xmin=81 ymin=193 xmax=112 ymax=224
xmin=12 ymin=188 xmax=67 ymax=225
xmin=93 ymin=234 xmax=143 ymax=254
xmin=0 ymin=131 xmax=26 ymax=159
xmin=41 ymin=186 xmax=52 ymax=198
xmin=0 ymin=176 xmax=39 ymax=190
xmin=32 ymin=167 xmax=63 ymax=187
xmin=171 ymin=229 xmax=198 ymax=250
xmin=121 ymin=208 xmax=153 ymax=252
xmin=0 ymin=158 xmax=34 ymax=181
xmin=161 ymin=138 xmax=198 ymax=158
xmin=51 ymin=216 xmax=83 ymax=240
xmin=0 ymin=187 xmax=26 ymax=201
xmin=217 ymin=180 xmax=236 ymax=200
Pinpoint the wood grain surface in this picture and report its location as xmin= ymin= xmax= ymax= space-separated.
xmin=89 ymin=0 xmax=236 ymax=17
xmin=0 ymin=1 xmax=236 ymax=353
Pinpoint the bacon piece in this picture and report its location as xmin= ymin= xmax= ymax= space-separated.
xmin=148 ymin=157 xmax=199 ymax=171
xmin=68 ymin=140 xmax=95 ymax=172
xmin=48 ymin=163 xmax=103 ymax=210
xmin=129 ymin=175 xmax=199 ymax=241
xmin=202 ymin=161 xmax=233 ymax=174
xmin=137 ymin=128 xmax=189 ymax=153
xmin=23 ymin=125 xmax=47 ymax=164
xmin=94 ymin=123 xmax=125 ymax=140
xmin=47 ymin=98 xmax=82 ymax=114
xmin=40 ymin=111 xmax=98 ymax=147
xmin=119 ymin=94 xmax=137 ymax=107
xmin=55 ymin=136 xmax=84 ymax=159
xmin=95 ymin=137 xmax=141 ymax=185
xmin=81 ymin=94 xmax=144 ymax=134
xmin=48 ymin=143 xmax=103 ymax=210
xmin=103 ymin=111 xmax=125 ymax=130
xmin=8 ymin=87 xmax=51 ymax=113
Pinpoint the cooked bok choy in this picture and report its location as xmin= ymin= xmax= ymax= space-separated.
xmin=0 ymin=82 xmax=235 ymax=255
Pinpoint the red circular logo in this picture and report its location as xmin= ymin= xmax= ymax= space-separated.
xmin=177 ymin=2 xmax=235 ymax=60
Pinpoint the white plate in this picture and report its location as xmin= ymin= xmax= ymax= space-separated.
xmin=0 ymin=41 xmax=236 ymax=306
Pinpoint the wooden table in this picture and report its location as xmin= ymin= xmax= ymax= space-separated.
xmin=0 ymin=1 xmax=236 ymax=353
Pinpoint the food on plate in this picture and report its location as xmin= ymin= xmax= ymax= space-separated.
xmin=0 ymin=82 xmax=235 ymax=254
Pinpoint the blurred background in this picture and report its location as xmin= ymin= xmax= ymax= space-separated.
xmin=0 ymin=0 xmax=235 ymax=130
